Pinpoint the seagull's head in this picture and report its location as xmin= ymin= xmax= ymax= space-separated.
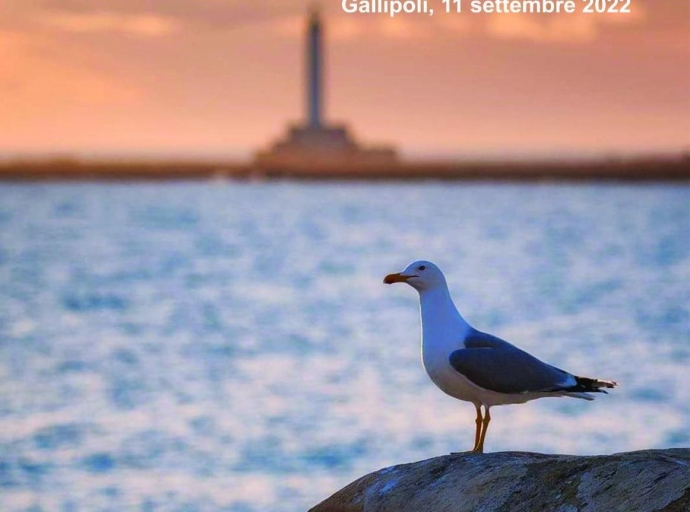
xmin=383 ymin=260 xmax=447 ymax=292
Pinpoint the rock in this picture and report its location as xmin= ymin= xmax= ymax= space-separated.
xmin=309 ymin=449 xmax=690 ymax=512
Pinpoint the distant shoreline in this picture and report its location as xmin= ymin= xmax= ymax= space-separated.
xmin=1 ymin=155 xmax=688 ymax=182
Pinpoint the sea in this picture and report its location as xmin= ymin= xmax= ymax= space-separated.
xmin=0 ymin=181 xmax=688 ymax=511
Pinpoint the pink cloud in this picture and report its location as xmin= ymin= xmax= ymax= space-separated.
xmin=37 ymin=11 xmax=180 ymax=36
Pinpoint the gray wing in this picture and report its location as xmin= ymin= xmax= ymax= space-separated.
xmin=462 ymin=329 xmax=521 ymax=350
xmin=449 ymin=330 xmax=573 ymax=394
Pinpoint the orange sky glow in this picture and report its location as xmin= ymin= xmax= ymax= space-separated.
xmin=0 ymin=0 xmax=688 ymax=160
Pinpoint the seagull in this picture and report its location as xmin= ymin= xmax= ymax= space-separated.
xmin=384 ymin=260 xmax=617 ymax=453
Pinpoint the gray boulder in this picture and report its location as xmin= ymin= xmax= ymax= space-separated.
xmin=310 ymin=449 xmax=690 ymax=512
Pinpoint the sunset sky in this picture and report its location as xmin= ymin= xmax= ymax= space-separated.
xmin=1 ymin=0 xmax=688 ymax=160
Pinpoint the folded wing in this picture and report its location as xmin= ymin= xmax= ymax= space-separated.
xmin=450 ymin=329 xmax=575 ymax=395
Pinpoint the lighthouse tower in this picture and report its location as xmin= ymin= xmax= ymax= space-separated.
xmin=307 ymin=8 xmax=323 ymax=129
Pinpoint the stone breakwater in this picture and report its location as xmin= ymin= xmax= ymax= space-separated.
xmin=1 ymin=155 xmax=689 ymax=181
xmin=310 ymin=449 xmax=690 ymax=512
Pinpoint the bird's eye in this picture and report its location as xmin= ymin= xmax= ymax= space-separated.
xmin=418 ymin=265 xmax=426 ymax=271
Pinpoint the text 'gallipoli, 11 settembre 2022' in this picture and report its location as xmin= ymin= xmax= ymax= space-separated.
xmin=340 ymin=0 xmax=629 ymax=16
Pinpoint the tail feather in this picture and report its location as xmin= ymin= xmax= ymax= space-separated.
xmin=568 ymin=376 xmax=618 ymax=394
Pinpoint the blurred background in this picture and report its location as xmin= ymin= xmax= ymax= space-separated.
xmin=1 ymin=0 xmax=688 ymax=160
xmin=0 ymin=1 xmax=689 ymax=511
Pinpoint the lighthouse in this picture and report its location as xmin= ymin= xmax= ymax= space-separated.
xmin=255 ymin=8 xmax=397 ymax=168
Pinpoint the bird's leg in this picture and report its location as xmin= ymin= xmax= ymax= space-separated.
xmin=475 ymin=407 xmax=491 ymax=453
xmin=471 ymin=404 xmax=483 ymax=452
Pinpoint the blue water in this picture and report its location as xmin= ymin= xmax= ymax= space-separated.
xmin=0 ymin=182 xmax=688 ymax=511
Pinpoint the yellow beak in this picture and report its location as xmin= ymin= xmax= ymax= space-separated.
xmin=383 ymin=273 xmax=413 ymax=284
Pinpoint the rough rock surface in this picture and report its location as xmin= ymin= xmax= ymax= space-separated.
xmin=310 ymin=449 xmax=690 ymax=512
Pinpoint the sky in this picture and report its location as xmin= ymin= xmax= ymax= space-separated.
xmin=0 ymin=0 xmax=688 ymax=160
